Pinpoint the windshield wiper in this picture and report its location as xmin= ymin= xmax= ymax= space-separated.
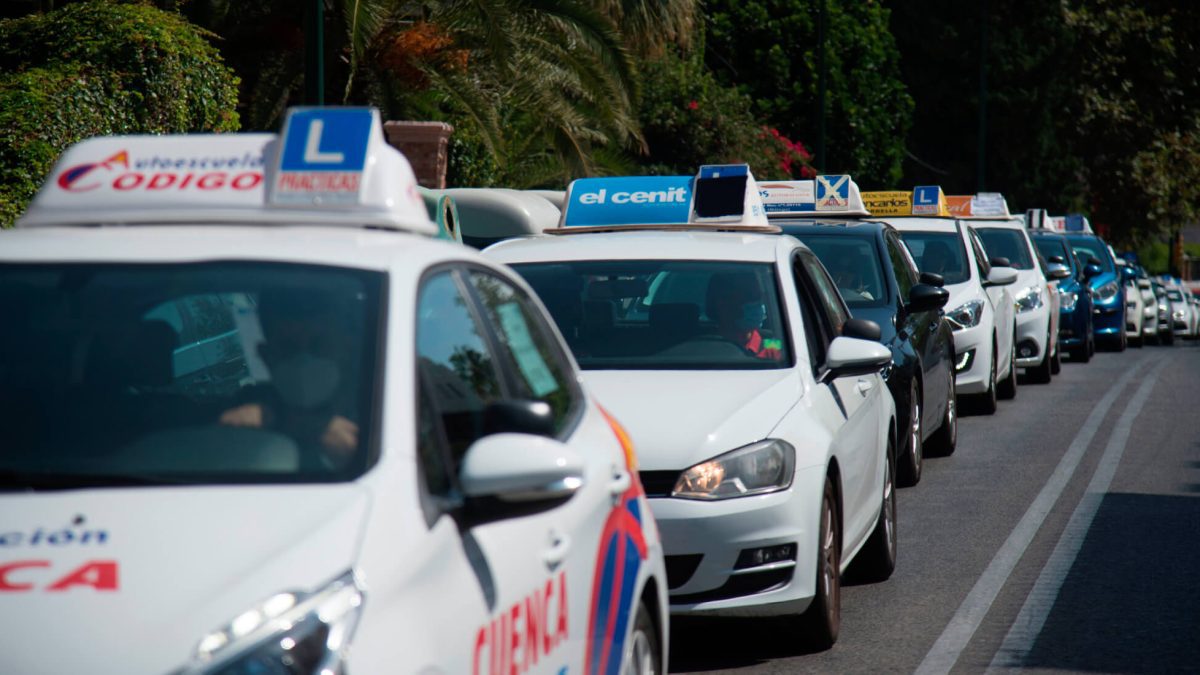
xmin=0 ymin=469 xmax=188 ymax=492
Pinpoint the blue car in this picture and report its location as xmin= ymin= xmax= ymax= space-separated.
xmin=1066 ymin=232 xmax=1126 ymax=351
xmin=1030 ymin=230 xmax=1096 ymax=361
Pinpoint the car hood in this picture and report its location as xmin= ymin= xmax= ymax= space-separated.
xmin=0 ymin=484 xmax=370 ymax=674
xmin=944 ymin=281 xmax=986 ymax=311
xmin=584 ymin=369 xmax=801 ymax=471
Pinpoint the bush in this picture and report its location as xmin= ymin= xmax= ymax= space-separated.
xmin=636 ymin=50 xmax=812 ymax=180
xmin=0 ymin=2 xmax=239 ymax=226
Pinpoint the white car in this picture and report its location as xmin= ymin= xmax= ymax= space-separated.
xmin=487 ymin=169 xmax=898 ymax=649
xmin=1165 ymin=283 xmax=1195 ymax=339
xmin=865 ymin=190 xmax=1018 ymax=414
xmin=0 ymin=108 xmax=669 ymax=675
xmin=1116 ymin=259 xmax=1147 ymax=347
xmin=969 ymin=209 xmax=1062 ymax=382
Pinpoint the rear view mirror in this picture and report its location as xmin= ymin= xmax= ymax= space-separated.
xmin=822 ymin=336 xmax=892 ymax=382
xmin=906 ymin=283 xmax=950 ymax=314
xmin=842 ymin=317 xmax=882 ymax=342
xmin=1046 ymin=263 xmax=1071 ymax=281
xmin=919 ymin=271 xmax=945 ymax=287
xmin=986 ymin=267 xmax=1019 ymax=287
xmin=990 ymin=256 xmax=1012 ymax=268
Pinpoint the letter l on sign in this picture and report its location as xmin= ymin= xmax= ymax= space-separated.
xmin=304 ymin=120 xmax=345 ymax=164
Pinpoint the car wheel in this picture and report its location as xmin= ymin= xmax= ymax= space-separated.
xmin=898 ymin=379 xmax=922 ymax=487
xmin=1087 ymin=333 xmax=1095 ymax=357
xmin=1050 ymin=340 xmax=1062 ymax=374
xmin=997 ymin=336 xmax=1018 ymax=399
xmin=1114 ymin=327 xmax=1128 ymax=352
xmin=1028 ymin=332 xmax=1053 ymax=384
xmin=622 ymin=599 xmax=661 ymax=675
xmin=972 ymin=343 xmax=999 ymax=414
xmin=1131 ymin=332 xmax=1143 ymax=348
xmin=851 ymin=438 xmax=898 ymax=583
xmin=798 ymin=477 xmax=840 ymax=650
xmin=1163 ymin=329 xmax=1175 ymax=346
xmin=927 ymin=367 xmax=957 ymax=456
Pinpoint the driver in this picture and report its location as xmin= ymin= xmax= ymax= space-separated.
xmin=218 ymin=290 xmax=361 ymax=468
xmin=706 ymin=272 xmax=783 ymax=360
xmin=827 ymin=253 xmax=874 ymax=301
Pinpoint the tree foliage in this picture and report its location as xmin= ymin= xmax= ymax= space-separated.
xmin=704 ymin=0 xmax=913 ymax=186
xmin=0 ymin=1 xmax=239 ymax=226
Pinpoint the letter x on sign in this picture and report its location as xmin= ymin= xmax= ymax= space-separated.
xmin=816 ymin=175 xmax=850 ymax=209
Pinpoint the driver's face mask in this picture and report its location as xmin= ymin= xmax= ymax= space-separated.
xmin=736 ymin=302 xmax=767 ymax=331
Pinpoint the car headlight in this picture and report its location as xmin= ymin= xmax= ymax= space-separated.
xmin=1059 ymin=289 xmax=1078 ymax=312
xmin=946 ymin=299 xmax=985 ymax=330
xmin=1015 ymin=285 xmax=1044 ymax=313
xmin=673 ymin=439 xmax=795 ymax=500
xmin=1174 ymin=309 xmax=1186 ymax=319
xmin=186 ymin=571 xmax=364 ymax=675
xmin=1094 ymin=280 xmax=1119 ymax=302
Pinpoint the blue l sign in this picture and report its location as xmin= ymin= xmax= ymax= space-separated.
xmin=280 ymin=109 xmax=372 ymax=172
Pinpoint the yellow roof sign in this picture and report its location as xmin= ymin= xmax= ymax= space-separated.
xmin=861 ymin=191 xmax=912 ymax=216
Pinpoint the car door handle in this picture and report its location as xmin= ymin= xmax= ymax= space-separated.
xmin=543 ymin=530 xmax=571 ymax=571
xmin=856 ymin=378 xmax=874 ymax=395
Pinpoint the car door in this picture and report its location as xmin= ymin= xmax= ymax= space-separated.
xmin=969 ymin=227 xmax=1014 ymax=368
xmin=886 ymin=230 xmax=947 ymax=432
xmin=795 ymin=250 xmax=885 ymax=550
xmin=413 ymin=266 xmax=607 ymax=674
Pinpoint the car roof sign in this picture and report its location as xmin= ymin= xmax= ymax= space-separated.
xmin=912 ymin=185 xmax=948 ymax=215
xmin=552 ymin=163 xmax=777 ymax=234
xmin=760 ymin=174 xmax=870 ymax=217
xmin=17 ymin=106 xmax=436 ymax=234
xmin=947 ymin=192 xmax=1011 ymax=218
xmin=863 ymin=186 xmax=950 ymax=217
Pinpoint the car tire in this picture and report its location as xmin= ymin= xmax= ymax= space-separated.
xmin=972 ymin=343 xmax=999 ymax=414
xmin=898 ymin=379 xmax=922 ymax=487
xmin=623 ymin=599 xmax=662 ymax=675
xmin=1087 ymin=333 xmax=1095 ymax=357
xmin=927 ymin=367 xmax=957 ymax=457
xmin=1050 ymin=341 xmax=1062 ymax=374
xmin=1131 ymin=333 xmax=1143 ymax=348
xmin=1163 ymin=329 xmax=1175 ymax=346
xmin=1028 ymin=332 xmax=1053 ymax=384
xmin=850 ymin=438 xmax=897 ymax=583
xmin=997 ymin=336 xmax=1018 ymax=399
xmin=798 ymin=476 xmax=841 ymax=650
xmin=1115 ymin=327 xmax=1128 ymax=352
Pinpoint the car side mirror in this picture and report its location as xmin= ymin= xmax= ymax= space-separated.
xmin=822 ymin=336 xmax=891 ymax=382
xmin=1120 ymin=266 xmax=1137 ymax=282
xmin=906 ymin=283 xmax=950 ymax=314
xmin=1046 ymin=263 xmax=1072 ymax=281
xmin=1083 ymin=263 xmax=1103 ymax=279
xmin=1138 ymin=279 xmax=1152 ymax=290
xmin=842 ymin=317 xmax=882 ymax=342
xmin=986 ymin=266 xmax=1019 ymax=287
xmin=918 ymin=271 xmax=945 ymax=287
xmin=989 ymin=256 xmax=1012 ymax=268
xmin=483 ymin=399 xmax=557 ymax=437
xmin=1048 ymin=255 xmax=1065 ymax=265
xmin=459 ymin=433 xmax=583 ymax=526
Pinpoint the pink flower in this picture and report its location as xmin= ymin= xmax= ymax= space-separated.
xmin=687 ymin=100 xmax=699 ymax=110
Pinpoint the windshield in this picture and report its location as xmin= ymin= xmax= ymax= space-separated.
xmin=792 ymin=233 xmax=888 ymax=308
xmin=899 ymin=231 xmax=971 ymax=284
xmin=1033 ymin=237 xmax=1074 ymax=272
xmin=1067 ymin=236 xmax=1114 ymax=273
xmin=1167 ymin=289 xmax=1184 ymax=301
xmin=512 ymin=260 xmax=790 ymax=370
xmin=0 ymin=262 xmax=382 ymax=487
xmin=976 ymin=228 xmax=1035 ymax=270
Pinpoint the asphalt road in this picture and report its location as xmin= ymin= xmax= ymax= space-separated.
xmin=670 ymin=338 xmax=1200 ymax=674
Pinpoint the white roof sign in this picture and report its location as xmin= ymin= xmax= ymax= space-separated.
xmin=759 ymin=175 xmax=870 ymax=217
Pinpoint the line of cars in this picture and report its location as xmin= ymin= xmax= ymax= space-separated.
xmin=0 ymin=107 xmax=1191 ymax=674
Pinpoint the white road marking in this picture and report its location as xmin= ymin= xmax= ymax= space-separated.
xmin=914 ymin=357 xmax=1148 ymax=675
xmin=986 ymin=358 xmax=1169 ymax=671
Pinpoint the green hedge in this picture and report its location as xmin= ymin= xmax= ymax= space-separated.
xmin=0 ymin=2 xmax=239 ymax=227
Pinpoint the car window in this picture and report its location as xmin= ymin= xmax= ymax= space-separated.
xmin=794 ymin=233 xmax=888 ymax=308
xmin=885 ymin=232 xmax=917 ymax=299
xmin=1033 ymin=237 xmax=1073 ymax=273
xmin=799 ymin=250 xmax=849 ymax=340
xmin=1067 ymin=237 xmax=1114 ymax=273
xmin=975 ymin=227 xmax=1035 ymax=270
xmin=899 ymin=231 xmax=971 ymax=284
xmin=968 ymin=228 xmax=993 ymax=278
xmin=466 ymin=270 xmax=582 ymax=435
xmin=0 ymin=262 xmax=382 ymax=484
xmin=513 ymin=260 xmax=791 ymax=370
xmin=791 ymin=255 xmax=834 ymax=372
xmin=416 ymin=270 xmax=503 ymax=463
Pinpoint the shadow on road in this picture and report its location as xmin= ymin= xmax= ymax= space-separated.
xmin=1019 ymin=492 xmax=1200 ymax=673
xmin=668 ymin=614 xmax=832 ymax=671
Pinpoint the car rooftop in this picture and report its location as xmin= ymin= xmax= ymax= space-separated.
xmin=484 ymin=229 xmax=790 ymax=264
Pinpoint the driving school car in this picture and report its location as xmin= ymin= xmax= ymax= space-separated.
xmin=486 ymin=166 xmax=898 ymax=650
xmin=0 ymin=107 xmax=668 ymax=675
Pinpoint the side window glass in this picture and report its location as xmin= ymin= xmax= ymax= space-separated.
xmin=792 ymin=259 xmax=831 ymax=370
xmin=468 ymin=271 xmax=579 ymax=434
xmin=885 ymin=235 xmax=916 ymax=300
xmin=417 ymin=382 xmax=453 ymax=497
xmin=416 ymin=270 xmax=503 ymax=464
xmin=802 ymin=252 xmax=849 ymax=337
xmin=969 ymin=229 xmax=992 ymax=278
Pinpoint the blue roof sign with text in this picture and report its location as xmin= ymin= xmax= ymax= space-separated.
xmin=561 ymin=176 xmax=693 ymax=227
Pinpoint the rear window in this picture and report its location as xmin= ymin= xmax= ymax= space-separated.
xmin=512 ymin=260 xmax=790 ymax=370
xmin=976 ymin=227 xmax=1035 ymax=270
xmin=0 ymin=262 xmax=383 ymax=487
xmin=899 ymin=231 xmax=972 ymax=284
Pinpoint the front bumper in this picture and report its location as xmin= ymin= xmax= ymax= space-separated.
xmin=651 ymin=464 xmax=827 ymax=617
xmin=950 ymin=321 xmax=993 ymax=395
xmin=1092 ymin=299 xmax=1124 ymax=336
xmin=1015 ymin=306 xmax=1052 ymax=367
